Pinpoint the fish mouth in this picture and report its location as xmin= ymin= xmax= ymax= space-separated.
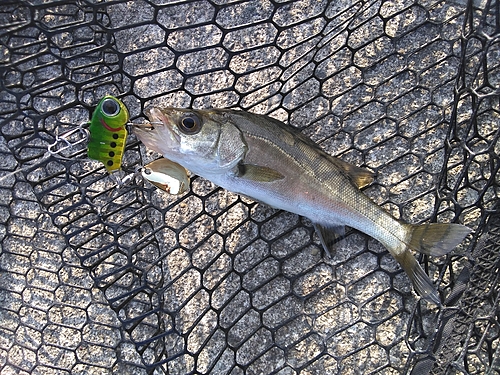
xmin=126 ymin=107 xmax=167 ymax=131
xmin=131 ymin=107 xmax=181 ymax=152
xmin=144 ymin=107 xmax=167 ymax=127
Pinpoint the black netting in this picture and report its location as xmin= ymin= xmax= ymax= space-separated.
xmin=1 ymin=0 xmax=499 ymax=374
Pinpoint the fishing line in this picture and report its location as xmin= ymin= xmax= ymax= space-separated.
xmin=0 ymin=153 xmax=51 ymax=183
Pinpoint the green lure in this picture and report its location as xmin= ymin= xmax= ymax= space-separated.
xmin=87 ymin=96 xmax=129 ymax=172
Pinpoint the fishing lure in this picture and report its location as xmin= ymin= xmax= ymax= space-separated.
xmin=141 ymin=158 xmax=190 ymax=195
xmin=49 ymin=96 xmax=190 ymax=195
xmin=87 ymin=95 xmax=129 ymax=172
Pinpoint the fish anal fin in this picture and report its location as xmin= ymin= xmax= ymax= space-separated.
xmin=237 ymin=163 xmax=285 ymax=182
xmin=313 ymin=223 xmax=345 ymax=258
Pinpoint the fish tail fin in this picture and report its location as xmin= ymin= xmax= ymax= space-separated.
xmin=406 ymin=223 xmax=472 ymax=257
xmin=395 ymin=223 xmax=472 ymax=305
xmin=395 ymin=250 xmax=442 ymax=305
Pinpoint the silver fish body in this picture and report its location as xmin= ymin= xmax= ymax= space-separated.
xmin=134 ymin=107 xmax=471 ymax=305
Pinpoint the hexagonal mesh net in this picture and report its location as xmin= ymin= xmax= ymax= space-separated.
xmin=1 ymin=0 xmax=499 ymax=374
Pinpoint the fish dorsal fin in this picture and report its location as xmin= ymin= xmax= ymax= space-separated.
xmin=328 ymin=157 xmax=375 ymax=189
xmin=237 ymin=163 xmax=285 ymax=182
xmin=313 ymin=223 xmax=345 ymax=258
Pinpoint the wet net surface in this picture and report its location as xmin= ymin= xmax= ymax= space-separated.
xmin=0 ymin=0 xmax=499 ymax=374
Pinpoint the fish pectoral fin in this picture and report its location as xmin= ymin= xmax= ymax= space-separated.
xmin=329 ymin=157 xmax=375 ymax=189
xmin=237 ymin=163 xmax=285 ymax=182
xmin=313 ymin=223 xmax=345 ymax=258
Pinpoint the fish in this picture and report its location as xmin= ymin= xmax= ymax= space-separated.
xmin=133 ymin=107 xmax=472 ymax=305
xmin=142 ymin=158 xmax=190 ymax=194
xmin=87 ymin=95 xmax=129 ymax=172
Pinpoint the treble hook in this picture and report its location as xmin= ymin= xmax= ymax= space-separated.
xmin=47 ymin=125 xmax=89 ymax=157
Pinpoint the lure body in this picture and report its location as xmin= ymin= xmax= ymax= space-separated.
xmin=87 ymin=96 xmax=129 ymax=172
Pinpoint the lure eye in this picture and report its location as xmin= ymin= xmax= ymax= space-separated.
xmin=101 ymin=98 xmax=120 ymax=117
xmin=179 ymin=114 xmax=202 ymax=135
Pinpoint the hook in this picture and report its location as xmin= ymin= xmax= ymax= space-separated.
xmin=47 ymin=125 xmax=89 ymax=157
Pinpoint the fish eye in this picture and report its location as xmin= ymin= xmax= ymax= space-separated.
xmin=102 ymin=98 xmax=120 ymax=117
xmin=179 ymin=114 xmax=202 ymax=135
